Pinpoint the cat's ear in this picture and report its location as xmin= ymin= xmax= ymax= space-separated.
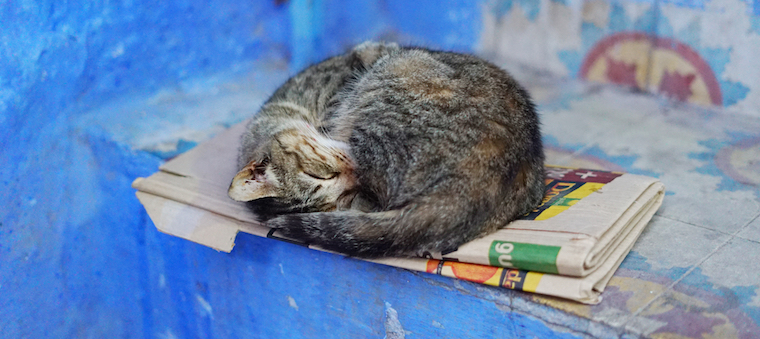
xmin=352 ymin=41 xmax=399 ymax=69
xmin=228 ymin=160 xmax=278 ymax=201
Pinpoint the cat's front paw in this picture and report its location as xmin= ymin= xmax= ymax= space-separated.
xmin=266 ymin=214 xmax=316 ymax=242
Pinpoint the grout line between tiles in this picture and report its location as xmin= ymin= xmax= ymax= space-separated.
xmin=622 ymin=210 xmax=760 ymax=326
xmin=654 ymin=214 xmax=735 ymax=237
xmin=734 ymin=234 xmax=760 ymax=245
xmin=569 ymin=142 xmax=597 ymax=159
xmin=551 ymin=142 xmax=598 ymax=166
xmin=552 ymin=100 xmax=663 ymax=168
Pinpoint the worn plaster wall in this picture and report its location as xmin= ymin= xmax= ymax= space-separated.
xmin=481 ymin=0 xmax=760 ymax=114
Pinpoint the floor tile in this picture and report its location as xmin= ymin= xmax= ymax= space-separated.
xmin=526 ymin=216 xmax=732 ymax=336
xmin=540 ymin=87 xmax=660 ymax=150
xmin=533 ymin=73 xmax=760 ymax=272
xmin=737 ymin=215 xmax=760 ymax=243
xmin=568 ymin=101 xmax=760 ymax=233
xmin=656 ymin=194 xmax=759 ymax=235
xmin=634 ymin=237 xmax=760 ymax=338
xmin=586 ymin=216 xmax=731 ymax=332
xmin=545 ymin=147 xmax=627 ymax=172
xmin=625 ymin=216 xmax=730 ymax=273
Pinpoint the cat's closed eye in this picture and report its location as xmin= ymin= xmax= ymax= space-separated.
xmin=303 ymin=171 xmax=339 ymax=180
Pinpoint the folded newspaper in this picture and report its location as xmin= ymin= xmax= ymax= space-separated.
xmin=132 ymin=122 xmax=664 ymax=304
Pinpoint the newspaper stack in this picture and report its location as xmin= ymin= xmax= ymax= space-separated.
xmin=132 ymin=122 xmax=664 ymax=304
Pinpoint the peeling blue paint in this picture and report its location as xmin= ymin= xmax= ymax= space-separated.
xmin=557 ymin=50 xmax=583 ymax=78
xmin=581 ymin=145 xmax=663 ymax=178
xmin=621 ymin=251 xmax=690 ymax=280
xmin=541 ymin=134 xmax=588 ymax=153
xmin=633 ymin=5 xmax=660 ymax=33
xmin=382 ymin=0 xmax=481 ymax=51
xmin=752 ymin=16 xmax=760 ymax=35
xmin=580 ymin=22 xmax=607 ymax=57
xmin=661 ymin=0 xmax=706 ymax=9
xmin=677 ymin=267 xmax=760 ymax=326
xmin=609 ymin=3 xmax=633 ymax=33
xmin=383 ymin=302 xmax=406 ymax=339
xmin=489 ymin=0 xmax=542 ymax=22
xmin=146 ymin=139 xmax=200 ymax=160
xmin=621 ymin=251 xmax=760 ymax=336
xmin=698 ymin=47 xmax=749 ymax=107
xmin=289 ymin=0 xmax=325 ymax=71
xmin=720 ymin=80 xmax=751 ymax=106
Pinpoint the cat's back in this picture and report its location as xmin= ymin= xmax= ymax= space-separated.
xmin=343 ymin=48 xmax=538 ymax=141
xmin=339 ymin=48 xmax=544 ymax=209
xmin=265 ymin=54 xmax=361 ymax=117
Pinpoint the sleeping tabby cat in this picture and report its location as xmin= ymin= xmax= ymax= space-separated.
xmin=228 ymin=42 xmax=545 ymax=258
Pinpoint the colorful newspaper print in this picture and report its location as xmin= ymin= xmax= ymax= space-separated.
xmin=425 ymin=259 xmax=544 ymax=293
xmin=488 ymin=241 xmax=561 ymax=274
xmin=522 ymin=166 xmax=623 ymax=221
xmin=473 ymin=166 xmax=625 ymax=274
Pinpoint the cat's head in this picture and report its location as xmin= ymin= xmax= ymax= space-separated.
xmin=228 ymin=124 xmax=357 ymax=213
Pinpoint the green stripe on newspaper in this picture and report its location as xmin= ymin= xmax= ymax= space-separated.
xmin=488 ymin=241 xmax=561 ymax=274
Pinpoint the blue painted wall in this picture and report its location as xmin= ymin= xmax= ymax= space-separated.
xmin=289 ymin=0 xmax=482 ymax=69
xmin=0 ymin=0 xmax=601 ymax=337
xmin=0 ymin=1 xmax=287 ymax=336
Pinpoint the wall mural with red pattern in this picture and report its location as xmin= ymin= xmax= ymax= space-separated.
xmin=480 ymin=0 xmax=760 ymax=114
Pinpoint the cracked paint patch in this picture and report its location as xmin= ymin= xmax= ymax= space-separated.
xmin=384 ymin=302 xmax=406 ymax=339
xmin=156 ymin=328 xmax=178 ymax=339
xmin=287 ymin=296 xmax=299 ymax=311
xmin=196 ymin=295 xmax=214 ymax=319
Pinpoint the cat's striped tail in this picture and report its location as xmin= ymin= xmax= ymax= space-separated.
xmin=264 ymin=200 xmax=505 ymax=258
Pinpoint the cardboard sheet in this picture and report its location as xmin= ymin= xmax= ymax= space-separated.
xmin=132 ymin=122 xmax=664 ymax=304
